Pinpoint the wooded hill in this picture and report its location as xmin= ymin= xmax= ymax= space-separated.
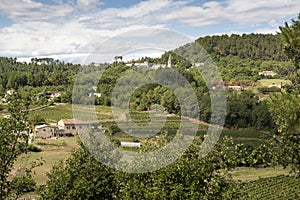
xmin=196 ymin=33 xmax=287 ymax=61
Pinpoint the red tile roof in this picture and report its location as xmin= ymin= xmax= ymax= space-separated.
xmin=60 ymin=119 xmax=90 ymax=125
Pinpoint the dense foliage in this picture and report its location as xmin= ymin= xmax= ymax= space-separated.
xmin=40 ymin=137 xmax=241 ymax=200
xmin=267 ymin=14 xmax=300 ymax=176
xmin=0 ymin=95 xmax=36 ymax=199
xmin=279 ymin=14 xmax=300 ymax=86
xmin=268 ymin=93 xmax=300 ymax=176
xmin=196 ymin=33 xmax=286 ymax=61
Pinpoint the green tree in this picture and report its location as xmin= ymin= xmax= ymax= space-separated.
xmin=279 ymin=13 xmax=300 ymax=86
xmin=39 ymin=144 xmax=118 ymax=199
xmin=0 ymin=95 xmax=32 ymax=199
xmin=266 ymin=14 xmax=300 ymax=177
xmin=268 ymin=93 xmax=300 ymax=176
xmin=117 ymin=138 xmax=239 ymax=199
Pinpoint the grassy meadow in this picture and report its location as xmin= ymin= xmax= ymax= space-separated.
xmin=13 ymin=136 xmax=80 ymax=185
xmin=257 ymin=79 xmax=291 ymax=87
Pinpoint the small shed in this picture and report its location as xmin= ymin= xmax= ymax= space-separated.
xmin=120 ymin=141 xmax=141 ymax=148
xmin=228 ymin=86 xmax=242 ymax=91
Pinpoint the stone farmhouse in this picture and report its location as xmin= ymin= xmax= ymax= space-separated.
xmin=57 ymin=119 xmax=90 ymax=136
xmin=34 ymin=119 xmax=90 ymax=139
xmin=35 ymin=124 xmax=57 ymax=139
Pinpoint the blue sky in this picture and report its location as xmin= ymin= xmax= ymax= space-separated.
xmin=0 ymin=0 xmax=299 ymax=63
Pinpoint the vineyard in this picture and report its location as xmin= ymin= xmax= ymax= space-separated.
xmin=238 ymin=175 xmax=300 ymax=199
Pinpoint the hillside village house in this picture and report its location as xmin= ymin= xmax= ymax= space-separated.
xmin=258 ymin=71 xmax=277 ymax=77
xmin=34 ymin=119 xmax=91 ymax=139
xmin=35 ymin=124 xmax=57 ymax=139
xmin=228 ymin=85 xmax=243 ymax=91
xmin=50 ymin=92 xmax=62 ymax=99
xmin=57 ymin=119 xmax=90 ymax=136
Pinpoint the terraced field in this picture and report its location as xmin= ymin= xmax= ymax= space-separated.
xmin=239 ymin=175 xmax=300 ymax=199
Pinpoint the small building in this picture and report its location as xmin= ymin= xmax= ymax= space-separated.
xmin=269 ymin=83 xmax=281 ymax=88
xmin=6 ymin=89 xmax=15 ymax=96
xmin=88 ymin=92 xmax=102 ymax=98
xmin=167 ymin=54 xmax=172 ymax=68
xmin=120 ymin=141 xmax=141 ymax=148
xmin=126 ymin=63 xmax=133 ymax=67
xmin=134 ymin=61 xmax=149 ymax=67
xmin=193 ymin=63 xmax=204 ymax=67
xmin=57 ymin=119 xmax=90 ymax=136
xmin=228 ymin=86 xmax=242 ymax=91
xmin=258 ymin=71 xmax=277 ymax=77
xmin=50 ymin=92 xmax=62 ymax=99
xmin=35 ymin=124 xmax=57 ymax=139
xmin=92 ymin=86 xmax=97 ymax=91
xmin=151 ymin=64 xmax=167 ymax=69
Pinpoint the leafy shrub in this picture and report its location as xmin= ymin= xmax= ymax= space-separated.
xmin=27 ymin=144 xmax=42 ymax=152
xmin=258 ymin=86 xmax=281 ymax=94
xmin=10 ymin=174 xmax=36 ymax=197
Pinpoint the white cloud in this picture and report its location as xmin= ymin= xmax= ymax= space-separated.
xmin=77 ymin=0 xmax=103 ymax=10
xmin=225 ymin=0 xmax=297 ymax=12
xmin=0 ymin=0 xmax=74 ymax=22
xmin=117 ymin=0 xmax=173 ymax=18
xmin=155 ymin=0 xmax=300 ymax=27
xmin=0 ymin=21 xmax=108 ymax=58
xmin=0 ymin=0 xmax=299 ymax=63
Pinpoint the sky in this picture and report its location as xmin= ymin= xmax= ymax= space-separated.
xmin=0 ymin=0 xmax=299 ymax=64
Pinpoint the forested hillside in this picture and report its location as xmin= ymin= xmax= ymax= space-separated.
xmin=196 ymin=33 xmax=287 ymax=61
xmin=0 ymin=57 xmax=79 ymax=91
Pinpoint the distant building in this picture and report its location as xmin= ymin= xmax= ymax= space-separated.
xmin=35 ymin=124 xmax=57 ymax=139
xmin=88 ymin=92 xmax=102 ymax=98
xmin=269 ymin=83 xmax=281 ymax=88
xmin=92 ymin=86 xmax=97 ymax=91
xmin=50 ymin=92 xmax=62 ymax=99
xmin=57 ymin=119 xmax=90 ymax=136
xmin=6 ymin=89 xmax=15 ymax=96
xmin=167 ymin=54 xmax=172 ymax=68
xmin=151 ymin=64 xmax=167 ymax=69
xmin=259 ymin=71 xmax=277 ymax=77
xmin=193 ymin=63 xmax=204 ymax=67
xmin=134 ymin=61 xmax=149 ymax=67
xmin=120 ymin=141 xmax=141 ymax=148
xmin=228 ymin=86 xmax=242 ymax=91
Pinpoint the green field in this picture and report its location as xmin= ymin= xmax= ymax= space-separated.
xmin=14 ymin=136 xmax=80 ymax=185
xmin=29 ymin=103 xmax=73 ymax=123
xmin=257 ymin=79 xmax=291 ymax=87
xmin=239 ymin=175 xmax=300 ymax=199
